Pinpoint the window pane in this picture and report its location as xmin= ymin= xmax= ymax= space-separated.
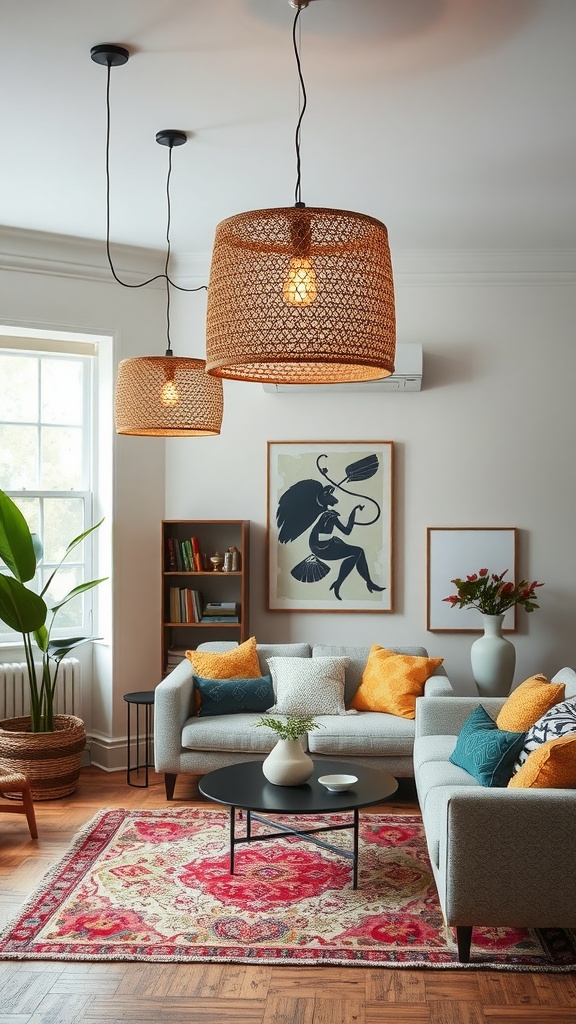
xmin=13 ymin=496 xmax=40 ymax=536
xmin=42 ymin=359 xmax=83 ymax=425
xmin=0 ymin=425 xmax=38 ymax=489
xmin=40 ymin=426 xmax=83 ymax=490
xmin=43 ymin=498 xmax=84 ymax=564
xmin=0 ymin=355 xmax=38 ymax=422
xmin=43 ymin=565 xmax=82 ymax=631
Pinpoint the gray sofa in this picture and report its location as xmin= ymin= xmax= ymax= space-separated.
xmin=414 ymin=667 xmax=576 ymax=962
xmin=154 ymin=641 xmax=452 ymax=799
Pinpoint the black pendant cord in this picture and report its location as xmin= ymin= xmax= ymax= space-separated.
xmin=103 ymin=62 xmax=206 ymax=296
xmin=292 ymin=6 xmax=308 ymax=206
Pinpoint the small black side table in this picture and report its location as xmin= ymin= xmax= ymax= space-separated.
xmin=124 ymin=691 xmax=155 ymax=788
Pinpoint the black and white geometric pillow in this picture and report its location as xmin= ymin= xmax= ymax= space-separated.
xmin=514 ymin=698 xmax=576 ymax=771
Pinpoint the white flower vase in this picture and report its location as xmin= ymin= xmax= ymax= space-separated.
xmin=262 ymin=738 xmax=314 ymax=786
xmin=471 ymin=613 xmax=516 ymax=697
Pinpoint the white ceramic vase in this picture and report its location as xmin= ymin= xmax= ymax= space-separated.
xmin=262 ymin=737 xmax=314 ymax=786
xmin=470 ymin=613 xmax=516 ymax=697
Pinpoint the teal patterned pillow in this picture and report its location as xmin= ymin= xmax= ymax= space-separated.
xmin=194 ymin=674 xmax=274 ymax=717
xmin=449 ymin=705 xmax=526 ymax=787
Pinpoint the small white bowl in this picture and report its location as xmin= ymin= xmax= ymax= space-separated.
xmin=318 ymin=774 xmax=358 ymax=793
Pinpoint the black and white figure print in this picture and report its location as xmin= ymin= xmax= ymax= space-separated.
xmin=267 ymin=442 xmax=393 ymax=612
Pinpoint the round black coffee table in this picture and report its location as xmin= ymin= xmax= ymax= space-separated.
xmin=198 ymin=759 xmax=398 ymax=889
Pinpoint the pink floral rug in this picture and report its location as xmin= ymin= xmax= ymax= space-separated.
xmin=1 ymin=808 xmax=574 ymax=970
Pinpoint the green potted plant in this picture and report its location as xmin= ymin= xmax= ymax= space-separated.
xmin=254 ymin=715 xmax=322 ymax=787
xmin=0 ymin=488 xmax=106 ymax=798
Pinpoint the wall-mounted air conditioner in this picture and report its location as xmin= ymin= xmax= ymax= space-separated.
xmin=262 ymin=343 xmax=423 ymax=393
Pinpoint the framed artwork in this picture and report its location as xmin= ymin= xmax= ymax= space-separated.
xmin=267 ymin=440 xmax=393 ymax=612
xmin=426 ymin=527 xmax=518 ymax=632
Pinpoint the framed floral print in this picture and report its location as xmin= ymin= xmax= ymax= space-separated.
xmin=267 ymin=441 xmax=393 ymax=612
xmin=426 ymin=527 xmax=518 ymax=632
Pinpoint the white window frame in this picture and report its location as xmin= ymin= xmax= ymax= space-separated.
xmin=0 ymin=335 xmax=98 ymax=644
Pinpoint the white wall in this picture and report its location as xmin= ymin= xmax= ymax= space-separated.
xmin=166 ymin=249 xmax=576 ymax=695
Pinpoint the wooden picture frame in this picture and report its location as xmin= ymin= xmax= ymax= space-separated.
xmin=426 ymin=527 xmax=518 ymax=632
xmin=267 ymin=441 xmax=393 ymax=612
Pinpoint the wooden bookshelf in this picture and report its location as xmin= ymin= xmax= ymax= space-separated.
xmin=161 ymin=520 xmax=250 ymax=676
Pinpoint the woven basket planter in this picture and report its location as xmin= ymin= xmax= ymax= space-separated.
xmin=0 ymin=715 xmax=86 ymax=800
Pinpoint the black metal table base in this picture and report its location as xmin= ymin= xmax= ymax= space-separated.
xmin=124 ymin=691 xmax=155 ymax=788
xmin=229 ymin=806 xmax=361 ymax=888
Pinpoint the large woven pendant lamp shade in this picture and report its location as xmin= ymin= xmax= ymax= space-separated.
xmin=115 ymin=356 xmax=223 ymax=437
xmin=205 ymin=205 xmax=395 ymax=384
xmin=205 ymin=0 xmax=395 ymax=385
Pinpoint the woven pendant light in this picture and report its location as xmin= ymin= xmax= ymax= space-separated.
xmin=91 ymin=45 xmax=223 ymax=436
xmin=206 ymin=205 xmax=395 ymax=384
xmin=115 ymin=356 xmax=223 ymax=436
xmin=205 ymin=3 xmax=395 ymax=385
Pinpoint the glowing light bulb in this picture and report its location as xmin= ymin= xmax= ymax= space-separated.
xmin=282 ymin=257 xmax=318 ymax=306
xmin=161 ymin=379 xmax=180 ymax=407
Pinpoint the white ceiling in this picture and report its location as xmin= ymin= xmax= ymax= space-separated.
xmin=1 ymin=0 xmax=575 ymax=261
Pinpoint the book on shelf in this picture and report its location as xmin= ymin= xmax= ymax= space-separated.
xmin=169 ymin=586 xmax=180 ymax=622
xmin=200 ymin=615 xmax=239 ymax=623
xmin=203 ymin=601 xmax=238 ymax=616
xmin=166 ymin=537 xmax=177 ymax=571
xmin=190 ymin=536 xmax=202 ymax=572
xmin=166 ymin=645 xmax=188 ymax=669
xmin=168 ymin=587 xmax=203 ymax=622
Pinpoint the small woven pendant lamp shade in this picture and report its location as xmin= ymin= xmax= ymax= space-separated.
xmin=115 ymin=356 xmax=223 ymax=436
xmin=205 ymin=206 xmax=395 ymax=384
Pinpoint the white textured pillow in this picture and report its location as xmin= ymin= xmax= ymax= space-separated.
xmin=267 ymin=656 xmax=349 ymax=716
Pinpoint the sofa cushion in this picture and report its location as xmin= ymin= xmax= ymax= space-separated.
xmin=193 ymin=674 xmax=274 ymax=717
xmin=551 ymin=667 xmax=576 ymax=700
xmin=496 ymin=674 xmax=565 ymax=732
xmin=449 ymin=705 xmax=525 ymax=787
xmin=267 ymin=656 xmax=348 ymax=716
xmin=508 ymin=734 xmax=576 ymax=789
xmin=514 ymin=697 xmax=576 ymax=770
xmin=255 ymin=643 xmax=311 ymax=676
xmin=350 ymin=645 xmax=444 ymax=720
xmin=181 ymin=713 xmax=284 ymax=753
xmin=308 ymin=711 xmax=415 ymax=757
xmin=186 ymin=636 xmax=261 ymax=680
xmin=312 ymin=644 xmax=432 ymax=707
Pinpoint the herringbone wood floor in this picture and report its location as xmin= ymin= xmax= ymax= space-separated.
xmin=1 ymin=766 xmax=576 ymax=1024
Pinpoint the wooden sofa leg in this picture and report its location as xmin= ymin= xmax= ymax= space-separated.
xmin=456 ymin=926 xmax=473 ymax=963
xmin=165 ymin=773 xmax=177 ymax=800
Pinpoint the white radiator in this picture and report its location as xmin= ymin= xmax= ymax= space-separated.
xmin=0 ymin=658 xmax=81 ymax=720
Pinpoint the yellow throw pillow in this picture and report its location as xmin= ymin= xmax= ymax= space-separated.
xmin=496 ymin=674 xmax=565 ymax=732
xmin=350 ymin=645 xmax=444 ymax=720
xmin=185 ymin=636 xmax=262 ymax=680
xmin=508 ymin=734 xmax=576 ymax=789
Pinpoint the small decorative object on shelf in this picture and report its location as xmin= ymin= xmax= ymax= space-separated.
xmin=443 ymin=568 xmax=544 ymax=697
xmin=254 ymin=715 xmax=322 ymax=786
xmin=210 ymin=552 xmax=224 ymax=572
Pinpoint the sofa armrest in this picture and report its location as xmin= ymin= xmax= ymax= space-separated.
xmin=415 ymin=695 xmax=505 ymax=738
xmin=424 ymin=673 xmax=454 ymax=698
xmin=442 ymin=788 xmax=576 ymax=926
xmin=153 ymin=659 xmax=195 ymax=771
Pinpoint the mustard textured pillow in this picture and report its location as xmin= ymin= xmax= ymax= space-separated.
xmin=508 ymin=734 xmax=576 ymax=789
xmin=496 ymin=674 xmax=565 ymax=732
xmin=185 ymin=636 xmax=261 ymax=680
xmin=350 ymin=645 xmax=444 ymax=719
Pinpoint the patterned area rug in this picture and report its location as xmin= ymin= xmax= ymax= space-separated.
xmin=1 ymin=808 xmax=575 ymax=970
